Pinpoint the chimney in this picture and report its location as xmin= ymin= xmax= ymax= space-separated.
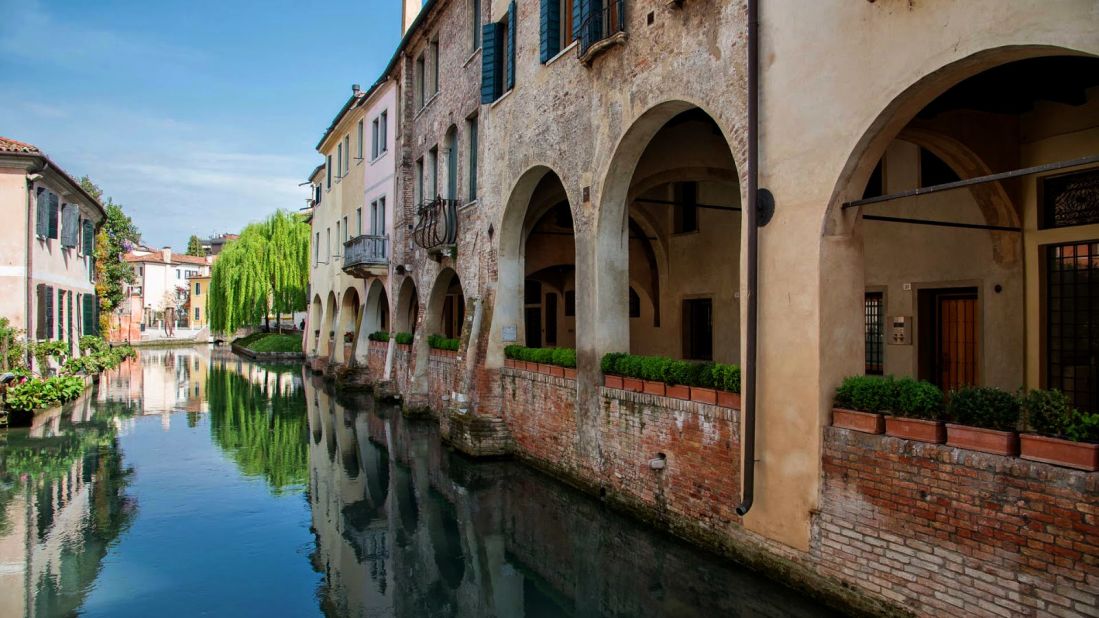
xmin=401 ymin=0 xmax=422 ymax=36
xmin=162 ymin=246 xmax=172 ymax=264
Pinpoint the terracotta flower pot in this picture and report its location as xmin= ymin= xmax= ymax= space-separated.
xmin=690 ymin=386 xmax=717 ymax=405
xmin=885 ymin=417 xmax=946 ymax=443
xmin=832 ymin=408 xmax=884 ymax=434
xmin=666 ymin=384 xmax=691 ymax=400
xmin=563 ymin=367 xmax=577 ymax=380
xmin=604 ymin=375 xmax=623 ymax=389
xmin=946 ymin=424 xmax=1018 ymax=456
xmin=622 ymin=377 xmax=644 ymax=393
xmin=717 ymin=391 xmax=741 ymax=410
xmin=1020 ymin=434 xmax=1099 ymax=471
xmin=643 ymin=380 xmax=666 ymax=396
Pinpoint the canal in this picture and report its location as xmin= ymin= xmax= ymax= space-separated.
xmin=0 ymin=347 xmax=839 ymax=617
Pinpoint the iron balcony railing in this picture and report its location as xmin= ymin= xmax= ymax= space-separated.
xmin=413 ymin=197 xmax=458 ymax=251
xmin=578 ymin=0 xmax=625 ymax=58
xmin=343 ymin=234 xmax=389 ymax=269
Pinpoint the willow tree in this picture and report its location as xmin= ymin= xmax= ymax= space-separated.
xmin=208 ymin=210 xmax=309 ymax=334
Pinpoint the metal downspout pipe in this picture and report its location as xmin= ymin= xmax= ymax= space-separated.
xmin=736 ymin=0 xmax=760 ymax=517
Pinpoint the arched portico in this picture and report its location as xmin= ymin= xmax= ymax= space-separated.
xmin=308 ymin=295 xmax=323 ymax=354
xmin=412 ymin=268 xmax=464 ymax=394
xmin=336 ymin=287 xmax=361 ymax=364
xmin=319 ymin=292 xmax=338 ymax=358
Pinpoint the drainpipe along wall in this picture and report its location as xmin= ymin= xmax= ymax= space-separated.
xmin=736 ymin=0 xmax=760 ymax=517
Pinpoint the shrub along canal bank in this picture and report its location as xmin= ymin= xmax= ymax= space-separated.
xmin=0 ymin=346 xmax=837 ymax=616
xmin=230 ymin=331 xmax=304 ymax=361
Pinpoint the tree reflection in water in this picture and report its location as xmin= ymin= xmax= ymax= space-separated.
xmin=205 ymin=363 xmax=308 ymax=494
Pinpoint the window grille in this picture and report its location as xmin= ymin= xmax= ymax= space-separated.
xmin=865 ymin=292 xmax=884 ymax=375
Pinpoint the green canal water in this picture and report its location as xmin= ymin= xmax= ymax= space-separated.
xmin=0 ymin=347 xmax=839 ymax=617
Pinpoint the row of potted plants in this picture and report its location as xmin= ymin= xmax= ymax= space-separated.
xmin=832 ymin=375 xmax=1099 ymax=471
xmin=3 ymin=336 xmax=136 ymax=417
xmin=428 ymin=335 xmax=461 ymax=355
xmin=600 ymin=353 xmax=742 ymax=408
xmin=503 ymin=345 xmax=578 ymax=379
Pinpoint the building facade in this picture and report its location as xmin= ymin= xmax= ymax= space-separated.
xmin=119 ymin=248 xmax=211 ymax=336
xmin=307 ymin=2 xmax=1099 ymax=615
xmin=306 ymin=77 xmax=398 ymax=366
xmin=0 ymin=137 xmax=104 ymax=360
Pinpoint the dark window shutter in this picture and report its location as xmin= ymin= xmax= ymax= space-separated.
xmin=573 ymin=0 xmax=585 ymax=41
xmin=507 ymin=1 xmax=517 ymax=91
xmin=540 ymin=0 xmax=561 ymax=63
xmin=83 ymin=220 xmax=94 ymax=254
xmin=61 ymin=204 xmax=75 ymax=247
xmin=67 ymin=291 xmax=73 ymax=341
xmin=45 ymin=285 xmax=54 ymax=339
xmin=36 ymin=284 xmax=47 ymax=339
xmin=56 ymin=289 xmax=64 ymax=340
xmin=35 ymin=188 xmax=48 ymax=237
xmin=48 ymin=193 xmax=59 ymax=239
xmin=480 ymin=22 xmax=501 ymax=103
xmin=93 ymin=296 xmax=99 ymax=335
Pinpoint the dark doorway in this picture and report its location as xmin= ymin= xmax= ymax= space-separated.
xmin=545 ymin=293 xmax=558 ymax=346
xmin=525 ymin=308 xmax=542 ymax=347
xmin=1047 ymin=241 xmax=1099 ymax=413
xmin=918 ymin=287 xmax=978 ymax=392
xmin=682 ymin=298 xmax=713 ymax=361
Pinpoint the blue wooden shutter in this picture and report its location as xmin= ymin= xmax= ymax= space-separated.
xmin=540 ymin=0 xmax=561 ymax=63
xmin=480 ymin=23 xmax=501 ymax=103
xmin=48 ymin=193 xmax=59 ymax=239
xmin=507 ymin=1 xmax=517 ymax=91
xmin=35 ymin=188 xmax=48 ymax=237
xmin=573 ymin=0 xmax=585 ymax=41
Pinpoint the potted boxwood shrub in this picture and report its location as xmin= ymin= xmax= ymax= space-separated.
xmin=831 ymin=375 xmax=891 ymax=434
xmin=714 ymin=363 xmax=741 ymax=409
xmin=618 ymin=355 xmax=645 ymax=393
xmin=601 ymin=353 xmax=625 ymax=389
xmin=689 ymin=362 xmax=718 ymax=404
xmin=946 ymin=386 xmax=1020 ymax=455
xmin=1019 ymin=389 xmax=1099 ymax=471
xmin=885 ymin=378 xmax=945 ymax=443
xmin=664 ymin=360 xmax=693 ymax=400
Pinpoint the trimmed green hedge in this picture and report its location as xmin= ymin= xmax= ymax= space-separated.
xmin=368 ymin=330 xmax=389 ymax=342
xmin=394 ymin=332 xmax=414 ymax=345
xmin=505 ymin=345 xmax=576 ymax=368
xmin=428 ymin=334 xmax=460 ymax=351
xmin=833 ymin=375 xmax=943 ymax=420
xmin=600 ymin=353 xmax=740 ymax=392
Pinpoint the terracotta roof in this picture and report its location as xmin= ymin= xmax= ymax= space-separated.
xmin=124 ymin=250 xmax=210 ymax=266
xmin=0 ymin=137 xmax=41 ymax=153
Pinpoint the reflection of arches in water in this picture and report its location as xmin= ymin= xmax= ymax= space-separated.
xmin=425 ymin=490 xmax=466 ymax=589
xmin=394 ymin=467 xmax=418 ymax=536
xmin=324 ymin=401 xmax=337 ymax=462
xmin=361 ymin=438 xmax=390 ymax=510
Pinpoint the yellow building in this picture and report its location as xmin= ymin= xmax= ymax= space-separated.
xmin=189 ymin=274 xmax=210 ymax=329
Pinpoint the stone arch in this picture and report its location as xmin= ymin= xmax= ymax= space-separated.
xmin=394 ymin=276 xmax=419 ymax=335
xmin=319 ymin=291 xmax=337 ymax=357
xmin=335 ymin=286 xmax=361 ymax=363
xmin=489 ymin=165 xmax=576 ymax=366
xmin=820 ymin=46 xmax=1099 ymax=397
xmin=412 ymin=268 xmax=465 ymax=393
xmin=308 ymin=294 xmax=323 ymax=354
xmin=595 ymin=101 xmax=743 ymax=362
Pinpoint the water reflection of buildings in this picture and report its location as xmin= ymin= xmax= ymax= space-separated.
xmin=98 ymin=347 xmax=215 ymax=428
xmin=0 ymin=382 xmax=134 ymax=618
xmin=305 ymin=377 xmax=829 ymax=618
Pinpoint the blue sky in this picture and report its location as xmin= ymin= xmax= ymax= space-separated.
xmin=0 ymin=0 xmax=402 ymax=250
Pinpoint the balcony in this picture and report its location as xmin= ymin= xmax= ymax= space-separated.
xmin=343 ymin=234 xmax=389 ymax=278
xmin=412 ymin=197 xmax=458 ymax=254
xmin=578 ymin=0 xmax=626 ymax=65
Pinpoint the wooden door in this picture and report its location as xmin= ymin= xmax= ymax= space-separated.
xmin=936 ymin=292 xmax=978 ymax=391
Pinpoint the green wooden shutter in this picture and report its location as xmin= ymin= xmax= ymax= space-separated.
xmin=35 ymin=188 xmax=48 ymax=237
xmin=36 ymin=284 xmax=47 ymax=339
xmin=67 ymin=291 xmax=73 ymax=342
xmin=83 ymin=220 xmax=94 ymax=254
xmin=44 ymin=286 xmax=54 ymax=339
xmin=48 ymin=193 xmax=59 ymax=239
xmin=507 ymin=1 xmax=517 ymax=91
xmin=481 ymin=23 xmax=501 ymax=103
xmin=540 ymin=0 xmax=561 ymax=63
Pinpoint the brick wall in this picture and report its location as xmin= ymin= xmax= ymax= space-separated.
xmin=367 ymin=341 xmax=386 ymax=379
xmin=818 ymin=427 xmax=1099 ymax=617
xmin=499 ymin=368 xmax=742 ymax=536
xmin=426 ymin=351 xmax=460 ymax=412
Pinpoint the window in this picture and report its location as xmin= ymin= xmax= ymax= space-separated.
xmin=682 ymin=298 xmax=713 ymax=361
xmin=315 ymin=232 xmax=320 ymax=265
xmin=865 ymin=292 xmax=884 ymax=375
xmin=326 ymin=155 xmax=332 ymax=189
xmin=673 ymin=182 xmax=699 ymax=234
xmin=379 ymin=111 xmax=388 ymax=153
xmin=416 ymin=158 xmax=425 ymax=204
xmin=472 ymin=0 xmax=481 ymax=50
xmin=480 ymin=2 xmax=515 ymax=104
xmin=371 ymin=118 xmax=380 ymax=159
xmin=430 ymin=40 xmax=440 ymax=95
xmin=337 ymin=142 xmax=344 ymax=178
xmin=356 ymin=207 xmax=362 ymax=236
xmin=1042 ymin=168 xmax=1099 ymax=229
xmin=326 ymin=227 xmax=331 ymax=260
xmin=540 ymin=0 xmax=575 ymax=62
xmin=1047 ymin=241 xmax=1099 ymax=413
xmin=195 ymin=307 xmax=200 ymax=320
xmin=195 ymin=282 xmax=201 ymax=295
xmin=342 ymin=216 xmax=348 ymax=242
xmin=57 ymin=289 xmax=65 ymax=341
xmin=416 ymin=53 xmax=426 ymax=108
xmin=371 ymin=198 xmax=386 ymax=235
xmin=467 ymin=115 xmax=478 ymax=201
xmin=356 ymin=120 xmax=364 ymax=159
xmin=343 ymin=135 xmax=350 ymax=173
xmin=429 ymin=147 xmax=438 ymax=199
xmin=335 ymin=221 xmax=341 ymax=254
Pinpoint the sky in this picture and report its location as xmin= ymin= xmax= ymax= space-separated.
xmin=0 ymin=0 xmax=402 ymax=250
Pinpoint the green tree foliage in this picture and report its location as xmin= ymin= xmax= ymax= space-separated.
xmin=80 ymin=176 xmax=141 ymax=332
xmin=205 ymin=365 xmax=308 ymax=493
xmin=186 ymin=234 xmax=205 ymax=257
xmin=207 ymin=210 xmax=309 ymax=334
